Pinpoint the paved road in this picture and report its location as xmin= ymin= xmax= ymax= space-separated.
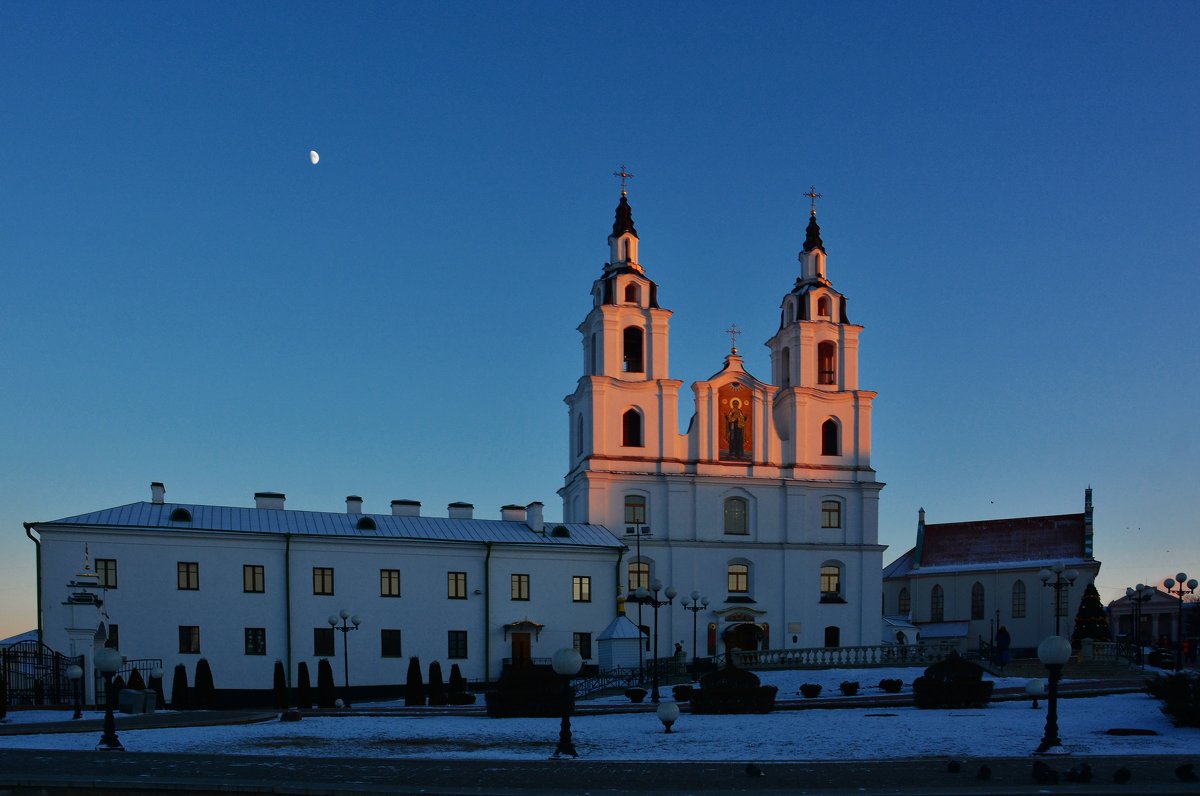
xmin=0 ymin=750 xmax=1198 ymax=795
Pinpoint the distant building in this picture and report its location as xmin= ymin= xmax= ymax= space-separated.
xmin=882 ymin=489 xmax=1101 ymax=653
xmin=1107 ymin=588 xmax=1196 ymax=650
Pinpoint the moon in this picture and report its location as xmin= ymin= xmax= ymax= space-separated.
xmin=309 ymin=150 xmax=319 ymax=165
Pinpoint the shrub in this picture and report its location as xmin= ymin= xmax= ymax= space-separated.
xmin=672 ymin=684 xmax=694 ymax=703
xmin=273 ymin=660 xmax=287 ymax=709
xmin=428 ymin=661 xmax=448 ymax=706
xmin=878 ymin=678 xmax=903 ymax=694
xmin=1148 ymin=673 xmax=1200 ymax=727
xmin=913 ymin=651 xmax=994 ymax=708
xmin=405 ymin=657 xmax=425 ymax=706
xmin=111 ymin=674 xmax=127 ymax=707
xmin=170 ymin=663 xmax=189 ymax=710
xmin=297 ymin=662 xmax=312 ymax=709
xmin=316 ymin=659 xmax=335 ymax=708
xmin=446 ymin=663 xmax=475 ymax=705
xmin=193 ymin=659 xmax=215 ymax=709
xmin=800 ymin=683 xmax=823 ymax=698
xmin=127 ymin=668 xmax=146 ymax=691
xmin=625 ymin=687 xmax=647 ymax=703
xmin=839 ymin=681 xmax=860 ymax=696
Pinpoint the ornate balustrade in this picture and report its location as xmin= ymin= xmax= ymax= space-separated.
xmin=723 ymin=643 xmax=957 ymax=670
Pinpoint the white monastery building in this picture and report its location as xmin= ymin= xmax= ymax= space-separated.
xmin=26 ymin=185 xmax=885 ymax=694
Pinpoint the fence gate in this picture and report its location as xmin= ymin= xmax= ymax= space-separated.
xmin=1 ymin=641 xmax=83 ymax=707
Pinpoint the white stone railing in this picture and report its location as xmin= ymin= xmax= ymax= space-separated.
xmin=725 ymin=643 xmax=958 ymax=670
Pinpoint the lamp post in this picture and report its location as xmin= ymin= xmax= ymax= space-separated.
xmin=632 ymin=579 xmax=677 ymax=703
xmin=625 ymin=520 xmax=651 ymax=682
xmin=93 ymin=646 xmax=124 ymax=752
xmin=1034 ymin=635 xmax=1072 ymax=756
xmin=1163 ymin=573 xmax=1198 ymax=673
xmin=66 ymin=664 xmax=83 ymax=720
xmin=1125 ymin=584 xmax=1153 ymax=668
xmin=681 ymin=590 xmax=709 ymax=676
xmin=1039 ymin=563 xmax=1078 ymax=636
xmin=328 ymin=609 xmax=361 ymax=706
xmin=550 ymin=647 xmax=582 ymax=759
xmin=656 ymin=699 xmax=680 ymax=733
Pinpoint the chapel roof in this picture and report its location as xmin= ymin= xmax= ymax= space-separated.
xmin=919 ymin=512 xmax=1088 ymax=568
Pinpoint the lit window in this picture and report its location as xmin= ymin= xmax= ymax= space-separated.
xmin=728 ymin=563 xmax=749 ymax=594
xmin=380 ymin=569 xmax=400 ymax=597
xmin=624 ymin=495 xmax=646 ymax=526
xmin=96 ymin=559 xmax=117 ymax=589
xmin=573 ymin=576 xmax=591 ymax=602
xmin=821 ymin=500 xmax=841 ymax=528
xmin=820 ymin=564 xmax=843 ymax=602
xmin=177 ymin=562 xmax=199 ymax=591
xmin=312 ymin=567 xmax=334 ymax=596
xmin=628 ymin=562 xmax=649 ymax=592
xmin=243 ymin=565 xmax=264 ymax=593
xmin=448 ymin=571 xmax=467 ymax=599
xmin=511 ymin=574 xmax=530 ymax=601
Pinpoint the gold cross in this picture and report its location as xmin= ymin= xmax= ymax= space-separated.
xmin=725 ymin=323 xmax=741 ymax=354
xmin=802 ymin=185 xmax=823 ymax=216
xmin=613 ymin=165 xmax=635 ymax=196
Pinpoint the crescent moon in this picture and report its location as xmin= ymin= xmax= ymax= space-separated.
xmin=309 ymin=150 xmax=320 ymax=165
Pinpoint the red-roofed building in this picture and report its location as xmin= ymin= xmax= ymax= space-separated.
xmin=882 ymin=489 xmax=1101 ymax=654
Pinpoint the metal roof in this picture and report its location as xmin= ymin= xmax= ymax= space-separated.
xmin=37 ymin=502 xmax=624 ymax=549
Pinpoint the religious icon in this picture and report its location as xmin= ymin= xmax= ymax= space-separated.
xmin=719 ymin=383 xmax=752 ymax=461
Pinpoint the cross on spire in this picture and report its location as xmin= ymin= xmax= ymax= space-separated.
xmin=613 ymin=165 xmax=634 ymax=196
xmin=802 ymin=185 xmax=823 ymax=216
xmin=725 ymin=323 xmax=741 ymax=354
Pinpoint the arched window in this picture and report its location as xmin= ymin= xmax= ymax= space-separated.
xmin=821 ymin=419 xmax=839 ymax=456
xmin=588 ymin=333 xmax=597 ymax=374
xmin=820 ymin=563 xmax=843 ymax=602
xmin=624 ymin=283 xmax=639 ymax=303
xmin=1011 ymin=580 xmax=1027 ymax=618
xmin=817 ymin=296 xmax=831 ymax=317
xmin=788 ymin=302 xmax=796 ymax=323
xmin=727 ymin=563 xmax=749 ymax=594
xmin=723 ymin=497 xmax=748 ymax=535
xmin=575 ymin=414 xmax=583 ymax=457
xmin=169 ymin=507 xmax=192 ymax=523
xmin=622 ymin=409 xmax=643 ymax=447
xmin=898 ymin=587 xmax=911 ymax=615
xmin=356 ymin=516 xmax=377 ymax=531
xmin=624 ymin=494 xmax=646 ymax=527
xmin=971 ymin=582 xmax=985 ymax=620
xmin=780 ymin=346 xmax=791 ymax=387
xmin=623 ymin=326 xmax=644 ymax=373
xmin=821 ymin=499 xmax=842 ymax=528
xmin=628 ymin=561 xmax=650 ymax=592
xmin=931 ymin=584 xmax=945 ymax=622
xmin=818 ymin=341 xmax=836 ymax=384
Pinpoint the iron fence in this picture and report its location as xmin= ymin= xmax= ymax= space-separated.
xmin=1 ymin=641 xmax=83 ymax=706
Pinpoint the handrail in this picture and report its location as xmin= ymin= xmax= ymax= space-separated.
xmin=718 ymin=642 xmax=958 ymax=670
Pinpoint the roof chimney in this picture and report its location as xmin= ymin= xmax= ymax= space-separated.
xmin=391 ymin=499 xmax=421 ymax=518
xmin=346 ymin=495 xmax=363 ymax=514
xmin=501 ymin=504 xmax=527 ymax=522
xmin=255 ymin=492 xmax=286 ymax=510
xmin=526 ymin=501 xmax=544 ymax=533
xmin=448 ymin=501 xmax=474 ymax=520
xmin=150 ymin=482 xmax=166 ymax=504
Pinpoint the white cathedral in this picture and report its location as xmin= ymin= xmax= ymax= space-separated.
xmin=27 ymin=186 xmax=884 ymax=695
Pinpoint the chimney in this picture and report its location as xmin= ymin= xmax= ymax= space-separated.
xmin=150 ymin=482 xmax=166 ymax=504
xmin=501 ymin=504 xmax=527 ymax=522
xmin=526 ymin=501 xmax=545 ymax=533
xmin=346 ymin=495 xmax=363 ymax=514
xmin=391 ymin=499 xmax=421 ymax=517
xmin=255 ymin=492 xmax=286 ymax=510
xmin=447 ymin=501 xmax=474 ymax=520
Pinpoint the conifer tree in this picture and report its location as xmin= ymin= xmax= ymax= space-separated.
xmin=126 ymin=667 xmax=146 ymax=691
xmin=405 ymin=656 xmax=425 ymax=706
xmin=316 ymin=659 xmax=335 ymax=708
xmin=297 ymin=662 xmax=312 ymax=709
xmin=1072 ymin=582 xmax=1112 ymax=643
xmin=273 ymin=660 xmax=288 ymax=709
xmin=427 ymin=660 xmax=447 ymax=706
xmin=170 ymin=663 xmax=189 ymax=710
xmin=193 ymin=658 xmax=216 ymax=709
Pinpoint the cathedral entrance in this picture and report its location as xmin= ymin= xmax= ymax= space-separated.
xmin=724 ymin=622 xmax=764 ymax=652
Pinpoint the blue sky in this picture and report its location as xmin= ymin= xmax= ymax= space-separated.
xmin=3 ymin=2 xmax=1198 ymax=639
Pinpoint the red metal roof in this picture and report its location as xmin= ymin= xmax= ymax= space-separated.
xmin=921 ymin=512 xmax=1086 ymax=566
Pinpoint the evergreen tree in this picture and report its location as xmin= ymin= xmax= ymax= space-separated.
xmin=273 ymin=660 xmax=288 ymax=709
xmin=170 ymin=663 xmax=190 ymax=710
xmin=126 ymin=667 xmax=146 ymax=691
xmin=427 ymin=660 xmax=447 ymax=706
xmin=297 ymin=662 xmax=312 ymax=709
xmin=1072 ymin=582 xmax=1112 ymax=643
xmin=193 ymin=658 xmax=216 ymax=709
xmin=316 ymin=659 xmax=335 ymax=708
xmin=405 ymin=656 xmax=425 ymax=706
xmin=448 ymin=664 xmax=466 ymax=694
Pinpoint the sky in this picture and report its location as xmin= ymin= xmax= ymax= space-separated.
xmin=0 ymin=668 xmax=1194 ymax=761
xmin=2 ymin=2 xmax=1198 ymax=639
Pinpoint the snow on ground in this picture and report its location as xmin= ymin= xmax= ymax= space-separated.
xmin=0 ymin=668 xmax=1191 ymax=761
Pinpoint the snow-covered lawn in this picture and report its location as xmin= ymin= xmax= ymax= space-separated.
xmin=0 ymin=667 xmax=1191 ymax=761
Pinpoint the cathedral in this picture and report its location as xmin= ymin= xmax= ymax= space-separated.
xmin=27 ymin=184 xmax=884 ymax=694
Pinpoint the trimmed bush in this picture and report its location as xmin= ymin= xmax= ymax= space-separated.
xmin=405 ymin=657 xmax=425 ymax=706
xmin=126 ymin=668 xmax=146 ymax=691
xmin=913 ymin=651 xmax=994 ymax=709
xmin=839 ymin=681 xmax=860 ymax=696
xmin=170 ymin=663 xmax=189 ymax=710
xmin=111 ymin=674 xmax=127 ymax=708
xmin=273 ymin=660 xmax=287 ymax=709
xmin=625 ymin=687 xmax=647 ymax=703
xmin=800 ymin=683 xmax=823 ymax=698
xmin=193 ymin=659 xmax=215 ymax=709
xmin=690 ymin=659 xmax=777 ymax=714
xmin=484 ymin=666 xmax=568 ymax=718
xmin=447 ymin=663 xmax=475 ymax=705
xmin=297 ymin=662 xmax=312 ymax=710
xmin=672 ymin=684 xmax=694 ymax=703
xmin=878 ymin=678 xmax=903 ymax=694
xmin=1148 ymin=673 xmax=1200 ymax=727
xmin=317 ymin=659 xmax=335 ymax=708
xmin=428 ymin=661 xmax=448 ymax=706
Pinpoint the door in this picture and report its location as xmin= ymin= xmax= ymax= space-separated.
xmin=511 ymin=633 xmax=532 ymax=668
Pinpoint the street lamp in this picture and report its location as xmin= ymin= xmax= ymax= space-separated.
xmin=1039 ymin=563 xmax=1079 ymax=636
xmin=328 ymin=609 xmax=361 ymax=706
xmin=632 ymin=579 xmax=677 ymax=703
xmin=550 ymin=647 xmax=582 ymax=759
xmin=681 ymin=590 xmax=710 ymax=676
xmin=656 ymin=699 xmax=680 ymax=733
xmin=66 ymin=664 xmax=83 ymax=720
xmin=93 ymin=646 xmax=124 ymax=752
xmin=1125 ymin=584 xmax=1153 ymax=668
xmin=1163 ymin=573 xmax=1198 ymax=673
xmin=1034 ymin=635 xmax=1072 ymax=756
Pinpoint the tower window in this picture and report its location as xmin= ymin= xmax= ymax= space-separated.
xmin=622 ymin=409 xmax=643 ymax=447
xmin=623 ymin=327 xmax=644 ymax=373
xmin=624 ymin=494 xmax=646 ymax=526
xmin=727 ymin=563 xmax=749 ymax=594
xmin=818 ymin=341 xmax=836 ymax=385
xmin=624 ymin=283 xmax=639 ymax=303
xmin=723 ymin=497 xmax=748 ymax=535
xmin=780 ymin=346 xmax=791 ymax=387
xmin=820 ymin=564 xmax=843 ymax=602
xmin=817 ymin=296 xmax=831 ymax=317
xmin=821 ymin=419 xmax=840 ymax=456
xmin=820 ymin=499 xmax=842 ymax=528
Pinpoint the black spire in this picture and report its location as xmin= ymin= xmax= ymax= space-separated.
xmin=612 ymin=194 xmax=638 ymax=239
xmin=802 ymin=212 xmax=824 ymax=253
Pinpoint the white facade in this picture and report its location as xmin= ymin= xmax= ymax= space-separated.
xmin=561 ymin=194 xmax=884 ymax=658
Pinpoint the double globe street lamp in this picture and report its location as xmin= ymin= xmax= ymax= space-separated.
xmin=1039 ymin=563 xmax=1078 ymax=636
xmin=631 ymin=580 xmax=677 ymax=703
xmin=1125 ymin=583 xmax=1153 ymax=668
xmin=328 ymin=609 xmax=361 ymax=706
xmin=681 ymin=591 xmax=709 ymax=675
xmin=1163 ymin=573 xmax=1197 ymax=672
